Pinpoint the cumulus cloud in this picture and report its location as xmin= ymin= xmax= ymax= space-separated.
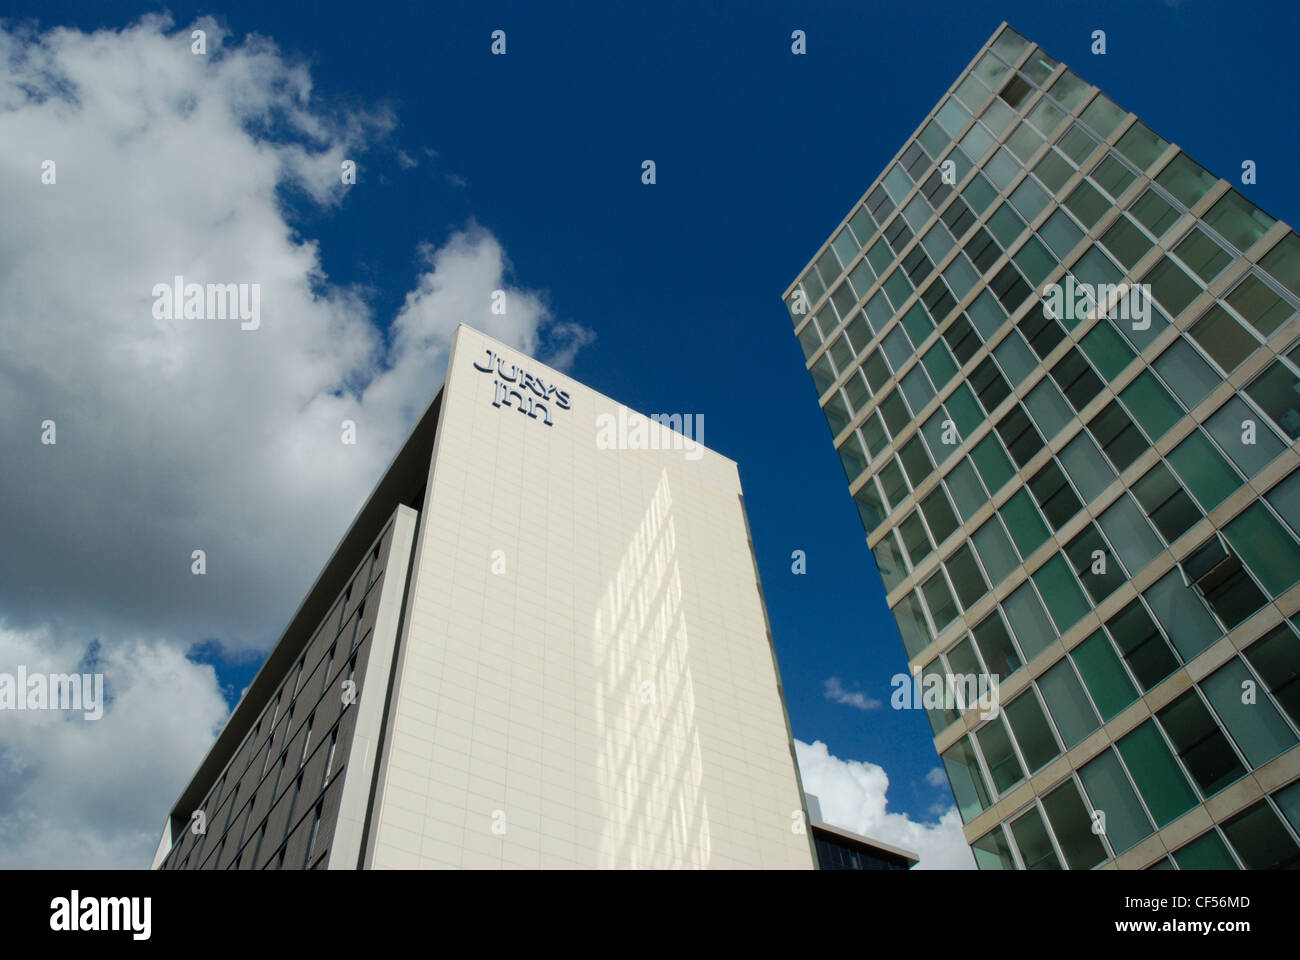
xmin=0 ymin=621 xmax=230 ymax=868
xmin=797 ymin=739 xmax=976 ymax=869
xmin=0 ymin=14 xmax=590 ymax=866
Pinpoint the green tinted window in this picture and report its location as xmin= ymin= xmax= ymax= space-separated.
xmin=1117 ymin=720 xmax=1200 ymax=827
xmin=1072 ymin=630 xmax=1138 ymax=720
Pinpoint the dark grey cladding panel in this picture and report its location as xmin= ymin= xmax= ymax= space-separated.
xmin=163 ymin=388 xmax=440 ymax=836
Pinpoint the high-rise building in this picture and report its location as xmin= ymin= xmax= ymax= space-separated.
xmin=785 ymin=22 xmax=1300 ymax=869
xmin=152 ymin=324 xmax=815 ymax=870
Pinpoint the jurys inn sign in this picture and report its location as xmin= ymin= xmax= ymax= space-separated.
xmin=473 ymin=348 xmax=571 ymax=426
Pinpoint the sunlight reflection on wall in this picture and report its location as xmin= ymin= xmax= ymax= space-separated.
xmin=592 ymin=469 xmax=710 ymax=868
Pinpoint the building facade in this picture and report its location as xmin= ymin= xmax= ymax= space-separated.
xmin=786 ymin=23 xmax=1300 ymax=869
xmin=805 ymin=794 xmax=918 ymax=870
xmin=152 ymin=324 xmax=815 ymax=869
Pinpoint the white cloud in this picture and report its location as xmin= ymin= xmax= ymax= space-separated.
xmin=797 ymin=739 xmax=976 ymax=870
xmin=822 ymin=676 xmax=882 ymax=711
xmin=925 ymin=766 xmax=948 ymax=788
xmin=0 ymin=14 xmax=590 ymax=867
xmin=0 ymin=621 xmax=230 ymax=868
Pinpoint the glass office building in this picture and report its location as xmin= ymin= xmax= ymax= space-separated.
xmin=785 ymin=23 xmax=1300 ymax=869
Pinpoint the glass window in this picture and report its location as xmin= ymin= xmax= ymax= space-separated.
xmin=1047 ymin=68 xmax=1089 ymax=111
xmin=1142 ymin=256 xmax=1202 ymax=318
xmin=1153 ymin=336 xmax=1220 ymax=410
xmin=973 ymin=610 xmax=1022 ymax=679
xmin=1155 ymin=152 xmax=1217 ymax=210
xmin=1080 ymin=321 xmax=1136 ymax=382
xmin=1220 ymin=802 xmax=1300 ymax=869
xmin=944 ymin=251 xmax=981 ymax=300
xmin=942 ymin=736 xmax=991 ymax=822
xmin=1041 ymin=779 xmax=1108 ymax=869
xmin=1034 ymin=554 xmax=1091 ymax=634
xmin=1205 ymin=395 xmax=1286 ymax=478
xmin=1005 ymin=689 xmax=1061 ymax=772
xmin=1039 ymin=658 xmax=1101 ymax=748
xmin=1203 ymin=189 xmax=1275 ymax=253
xmin=1080 ymin=93 xmax=1125 ymax=139
xmin=1246 ymin=360 xmax=1300 ymax=440
xmin=944 ymin=381 xmax=984 ymax=438
xmin=1013 ymin=235 xmax=1056 ymax=288
xmin=1226 ymin=273 xmax=1294 ymax=337
xmin=1079 ymin=749 xmax=1154 ymax=855
xmin=1107 ymin=600 xmax=1178 ymax=691
xmin=872 ymin=532 xmax=909 ymax=593
xmin=1132 ymin=461 xmax=1201 ymax=545
xmin=1001 ymin=488 xmax=1050 ymax=557
xmin=1066 ymin=523 xmax=1124 ymax=602
xmin=1010 ymin=805 xmax=1062 ymax=870
xmin=1030 ymin=460 xmax=1083 ymax=531
xmin=1063 ymin=180 xmax=1110 ymax=230
xmin=922 ymin=341 xmax=959 ymax=391
xmin=1039 ymin=207 xmax=1084 ymax=259
xmin=1073 ymin=630 xmax=1138 ymax=721
xmin=1129 ymin=187 xmax=1180 ymax=239
xmin=1202 ymin=659 xmax=1298 ymax=768
xmin=901 ymin=365 xmax=936 ymax=413
xmin=1098 ymin=493 xmax=1164 ymax=577
xmin=975 ymin=714 xmax=1026 ymax=794
xmin=990 ymin=203 xmax=1029 ymax=250
xmin=921 ymin=485 xmax=960 ymax=546
xmin=1099 ymin=215 xmax=1153 ymax=271
xmin=1120 ymin=371 xmax=1183 ymax=443
xmin=1223 ymin=502 xmax=1300 ymax=596
xmin=1174 ymin=227 xmax=1232 ymax=284
xmin=899 ymin=435 xmax=935 ymax=488
xmin=1006 ymin=120 xmax=1045 ymax=164
xmin=1258 ymin=231 xmax=1300 ymax=300
xmin=1173 ymin=830 xmax=1238 ymax=870
xmin=973 ymin=515 xmax=1019 ymax=587
xmin=1059 ymin=430 xmax=1116 ymax=504
xmin=972 ymin=825 xmax=1018 ymax=870
xmin=971 ymin=433 xmax=1015 ymax=496
xmin=1242 ymin=624 xmax=1300 ymax=728
xmin=1027 ymin=96 xmax=1065 ymax=137
xmin=1145 ymin=569 xmax=1222 ymax=662
xmin=1057 ymin=123 xmax=1099 ymax=166
xmin=1089 ymin=402 xmax=1148 ymax=473
xmin=1157 ymin=690 xmax=1247 ymax=797
xmin=944 ymin=457 xmax=988 ymax=523
xmin=1092 ymin=153 xmax=1137 ymax=200
xmin=1117 ymin=720 xmax=1200 ymax=828
xmin=1190 ymin=303 xmax=1253 ymax=374
xmin=878 ymin=457 xmax=909 ymax=511
xmin=1166 ymin=429 xmax=1241 ymax=511
xmin=1004 ymin=581 xmax=1057 ymax=661
xmin=894 ymin=590 xmax=934 ymax=659
xmin=946 ymin=544 xmax=989 ymax=609
xmin=923 ymin=569 xmax=960 ymax=633
xmin=1025 ymin=379 xmax=1073 ymax=442
xmin=1115 ymin=121 xmax=1168 ymax=172
xmin=1033 ymin=148 xmax=1073 ymax=194
xmin=854 ymin=478 xmax=885 ymax=530
xmin=1021 ymin=47 xmax=1060 ymax=86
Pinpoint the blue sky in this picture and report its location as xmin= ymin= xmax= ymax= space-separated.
xmin=8 ymin=0 xmax=1299 ymax=836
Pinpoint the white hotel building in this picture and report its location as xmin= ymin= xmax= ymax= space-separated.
xmin=152 ymin=324 xmax=816 ymax=870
